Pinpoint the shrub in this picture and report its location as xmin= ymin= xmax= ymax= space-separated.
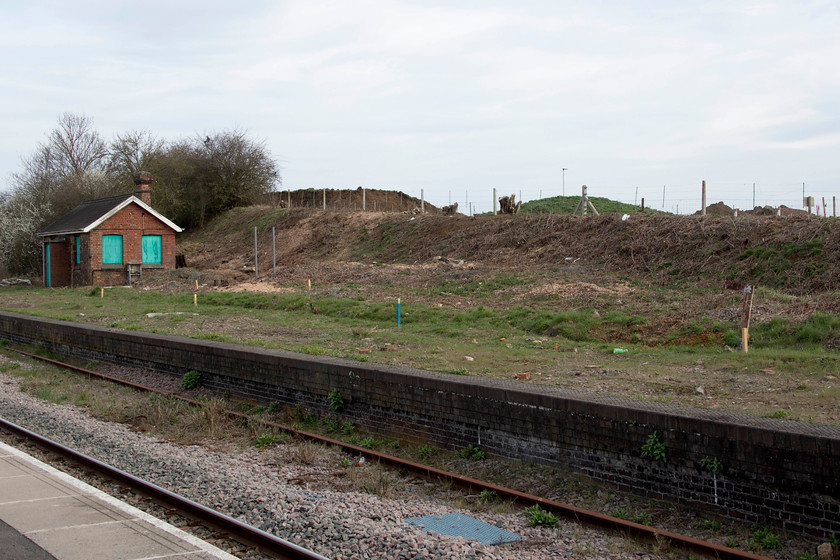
xmin=181 ymin=370 xmax=202 ymax=390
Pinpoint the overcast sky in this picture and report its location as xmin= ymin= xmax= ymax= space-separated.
xmin=2 ymin=1 xmax=838 ymax=213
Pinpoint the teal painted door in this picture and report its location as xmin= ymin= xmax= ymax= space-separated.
xmin=142 ymin=235 xmax=162 ymax=263
xmin=45 ymin=244 xmax=51 ymax=287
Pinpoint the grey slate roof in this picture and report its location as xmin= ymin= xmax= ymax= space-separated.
xmin=38 ymin=194 xmax=182 ymax=236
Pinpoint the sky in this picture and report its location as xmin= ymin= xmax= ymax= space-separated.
xmin=1 ymin=0 xmax=839 ymax=214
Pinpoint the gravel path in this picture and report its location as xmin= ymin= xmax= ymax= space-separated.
xmin=0 ymin=357 xmax=665 ymax=560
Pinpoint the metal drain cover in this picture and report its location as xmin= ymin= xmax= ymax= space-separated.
xmin=405 ymin=513 xmax=522 ymax=545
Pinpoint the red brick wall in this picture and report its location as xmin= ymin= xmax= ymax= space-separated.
xmin=87 ymin=203 xmax=178 ymax=285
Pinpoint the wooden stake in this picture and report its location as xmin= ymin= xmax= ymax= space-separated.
xmin=741 ymin=328 xmax=749 ymax=353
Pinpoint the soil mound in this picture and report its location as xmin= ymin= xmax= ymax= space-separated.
xmin=177 ymin=192 xmax=838 ymax=296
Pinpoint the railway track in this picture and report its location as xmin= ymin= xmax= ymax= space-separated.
xmin=0 ymin=416 xmax=329 ymax=560
xmin=7 ymin=347 xmax=776 ymax=560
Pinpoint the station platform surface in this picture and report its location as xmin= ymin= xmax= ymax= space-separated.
xmin=0 ymin=440 xmax=238 ymax=560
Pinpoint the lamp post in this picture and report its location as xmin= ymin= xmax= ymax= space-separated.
xmin=562 ymin=168 xmax=568 ymax=197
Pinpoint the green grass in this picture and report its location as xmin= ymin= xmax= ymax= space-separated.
xmin=519 ymin=195 xmax=663 ymax=215
xmin=3 ymin=283 xmax=840 ymax=426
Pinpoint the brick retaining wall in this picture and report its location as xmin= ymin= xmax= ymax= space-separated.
xmin=1 ymin=311 xmax=837 ymax=539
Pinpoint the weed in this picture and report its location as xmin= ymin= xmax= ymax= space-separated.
xmin=796 ymin=553 xmax=815 ymax=560
xmin=417 ymin=445 xmax=437 ymax=460
xmin=340 ymin=421 xmax=356 ymax=435
xmin=525 ymin=504 xmax=558 ymax=527
xmin=479 ymin=489 xmax=497 ymax=503
xmin=322 ymin=416 xmax=339 ymax=433
xmin=267 ymin=401 xmax=281 ymax=413
xmin=339 ymin=457 xmax=352 ymax=468
xmin=359 ymin=437 xmax=376 ymax=449
xmin=641 ymin=431 xmax=666 ymax=462
xmin=611 ymin=509 xmax=652 ymax=525
xmin=289 ymin=440 xmax=323 ymax=465
xmin=327 ymin=388 xmax=345 ymax=413
xmin=181 ymin=370 xmax=202 ymax=390
xmin=254 ymin=431 xmax=278 ymax=448
xmin=699 ymin=519 xmax=722 ymax=531
xmin=700 ymin=456 xmax=724 ymax=475
xmin=457 ymin=444 xmax=485 ymax=460
xmin=748 ymin=527 xmax=781 ymax=551
xmin=771 ymin=409 xmax=788 ymax=419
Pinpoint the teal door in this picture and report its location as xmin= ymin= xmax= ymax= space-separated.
xmin=45 ymin=244 xmax=51 ymax=287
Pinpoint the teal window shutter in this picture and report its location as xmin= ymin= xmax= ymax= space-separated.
xmin=75 ymin=236 xmax=80 ymax=264
xmin=102 ymin=235 xmax=123 ymax=264
xmin=142 ymin=235 xmax=162 ymax=263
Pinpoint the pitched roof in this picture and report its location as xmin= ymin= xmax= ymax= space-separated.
xmin=38 ymin=194 xmax=183 ymax=236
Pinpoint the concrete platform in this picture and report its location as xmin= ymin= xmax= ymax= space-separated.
xmin=0 ymin=440 xmax=237 ymax=560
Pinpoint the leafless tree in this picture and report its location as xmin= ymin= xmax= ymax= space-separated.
xmin=108 ymin=129 xmax=165 ymax=181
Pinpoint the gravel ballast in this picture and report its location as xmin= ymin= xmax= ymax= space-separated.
xmin=0 ymin=358 xmax=684 ymax=559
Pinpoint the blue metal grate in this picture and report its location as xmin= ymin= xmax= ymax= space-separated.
xmin=405 ymin=513 xmax=522 ymax=545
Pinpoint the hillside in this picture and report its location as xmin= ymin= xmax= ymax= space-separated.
xmin=167 ymin=196 xmax=840 ymax=347
xmin=180 ymin=202 xmax=838 ymax=294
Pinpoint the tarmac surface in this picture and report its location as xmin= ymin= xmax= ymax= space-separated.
xmin=0 ymin=440 xmax=238 ymax=560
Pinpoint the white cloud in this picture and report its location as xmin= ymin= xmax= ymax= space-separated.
xmin=1 ymin=0 xmax=838 ymax=210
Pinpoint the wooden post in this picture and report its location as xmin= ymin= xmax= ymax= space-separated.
xmin=741 ymin=285 xmax=754 ymax=353
xmin=323 ymin=188 xmax=326 ymax=210
xmin=272 ymin=227 xmax=276 ymax=276
xmin=421 ymin=189 xmax=424 ymax=213
xmin=641 ymin=198 xmax=645 ymax=212
xmin=253 ymin=227 xmax=258 ymax=279
xmin=362 ymin=188 xmax=366 ymax=211
xmin=701 ymin=180 xmax=706 ymax=216
xmin=493 ymin=188 xmax=497 ymax=215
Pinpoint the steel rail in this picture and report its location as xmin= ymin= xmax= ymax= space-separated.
xmin=10 ymin=347 xmax=774 ymax=560
xmin=0 ymin=417 xmax=329 ymax=560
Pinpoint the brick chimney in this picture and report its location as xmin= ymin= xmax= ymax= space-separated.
xmin=133 ymin=171 xmax=153 ymax=206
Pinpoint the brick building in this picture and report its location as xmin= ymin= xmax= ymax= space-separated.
xmin=38 ymin=173 xmax=182 ymax=287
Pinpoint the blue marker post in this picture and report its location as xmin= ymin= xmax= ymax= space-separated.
xmin=397 ymin=298 xmax=401 ymax=328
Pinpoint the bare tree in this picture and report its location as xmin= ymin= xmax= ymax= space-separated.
xmin=108 ymin=129 xmax=165 ymax=181
xmin=2 ymin=116 xmax=283 ymax=273
xmin=49 ymin=112 xmax=109 ymax=179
